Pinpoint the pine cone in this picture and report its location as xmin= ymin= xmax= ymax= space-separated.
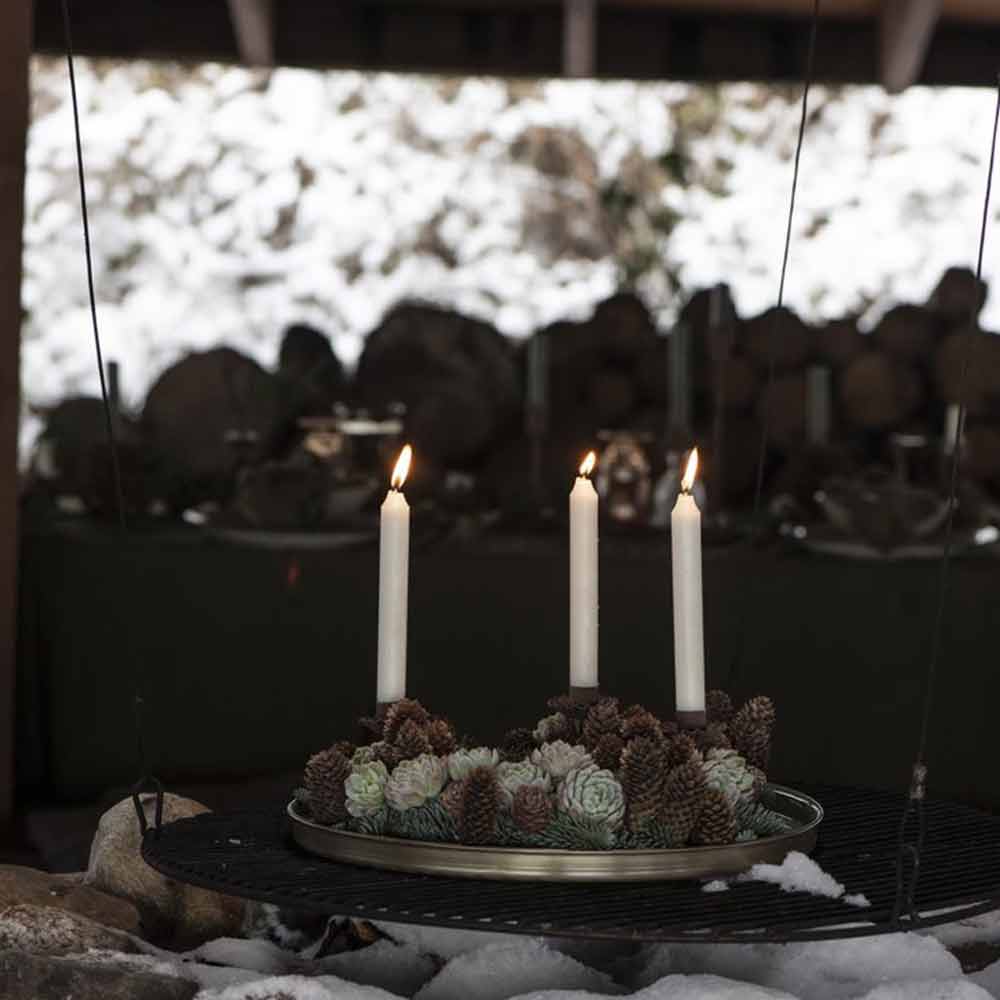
xmin=383 ymin=698 xmax=431 ymax=744
xmin=593 ymin=732 xmax=624 ymax=771
xmin=304 ymin=747 xmax=351 ymax=825
xmin=500 ymin=728 xmax=537 ymax=762
xmin=332 ymin=739 xmax=356 ymax=759
xmin=440 ymin=778 xmax=467 ymax=825
xmin=663 ymin=761 xmax=707 ymax=804
xmin=749 ymin=765 xmax=768 ymax=800
xmin=657 ymin=797 xmax=702 ymax=847
xmin=621 ymin=736 xmax=667 ymax=832
xmin=426 ymin=718 xmax=458 ymax=757
xmin=547 ymin=694 xmax=589 ymax=725
xmin=693 ymin=787 xmax=738 ymax=845
xmin=511 ymin=785 xmax=554 ymax=835
xmin=696 ymin=723 xmax=732 ymax=753
xmin=372 ymin=741 xmax=404 ymax=771
xmin=582 ymin=697 xmax=621 ymax=750
xmin=620 ymin=708 xmax=662 ymax=744
xmin=358 ymin=715 xmax=384 ymax=743
xmin=663 ymin=731 xmax=699 ymax=769
xmin=394 ymin=719 xmax=432 ymax=761
xmin=730 ymin=696 xmax=775 ymax=770
xmin=706 ymin=690 xmax=735 ymax=725
xmin=460 ymin=767 xmax=500 ymax=845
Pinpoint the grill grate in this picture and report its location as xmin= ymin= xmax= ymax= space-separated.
xmin=142 ymin=786 xmax=1000 ymax=942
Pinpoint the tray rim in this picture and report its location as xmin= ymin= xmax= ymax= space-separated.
xmin=287 ymin=783 xmax=823 ymax=882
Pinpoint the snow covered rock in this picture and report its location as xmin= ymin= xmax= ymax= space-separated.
xmin=0 ymin=948 xmax=197 ymax=1000
xmin=0 ymin=902 xmax=138 ymax=956
xmin=851 ymin=982 xmax=993 ymax=1000
xmin=195 ymin=973 xmax=404 ymax=999
xmin=318 ymin=938 xmax=437 ymax=996
xmin=85 ymin=794 xmax=246 ymax=948
xmin=630 ymin=935 xmax=964 ymax=1000
xmin=0 ymin=864 xmax=142 ymax=936
xmin=415 ymin=939 xmax=622 ymax=1000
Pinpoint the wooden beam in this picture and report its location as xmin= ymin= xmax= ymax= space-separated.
xmin=563 ymin=0 xmax=597 ymax=77
xmin=226 ymin=0 xmax=274 ymax=67
xmin=881 ymin=0 xmax=942 ymax=92
xmin=0 ymin=0 xmax=30 ymax=828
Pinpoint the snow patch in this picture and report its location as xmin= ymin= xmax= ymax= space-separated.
xmin=850 ymin=982 xmax=994 ymax=1000
xmin=318 ymin=938 xmax=437 ymax=996
xmin=194 ymin=972 xmax=402 ymax=999
xmin=739 ymin=852 xmax=870 ymax=908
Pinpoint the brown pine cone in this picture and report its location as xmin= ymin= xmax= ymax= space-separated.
xmin=460 ymin=767 xmax=501 ymax=845
xmin=511 ymin=785 xmax=554 ymax=835
xmin=426 ymin=718 xmax=458 ymax=757
xmin=663 ymin=761 xmax=706 ymax=804
xmin=693 ymin=787 xmax=738 ymax=845
xmin=621 ymin=736 xmax=667 ymax=832
xmin=383 ymin=698 xmax=431 ymax=744
xmin=706 ymin=690 xmax=735 ymax=725
xmin=593 ymin=732 xmax=624 ymax=771
xmin=371 ymin=741 xmax=404 ymax=771
xmin=547 ymin=694 xmax=590 ymax=725
xmin=440 ymin=779 xmax=467 ymax=825
xmin=303 ymin=747 xmax=351 ymax=825
xmin=358 ymin=715 xmax=384 ymax=743
xmin=500 ymin=727 xmax=537 ymax=762
xmin=620 ymin=707 xmax=662 ymax=744
xmin=750 ymin=765 xmax=768 ymax=800
xmin=582 ymin=697 xmax=621 ymax=750
xmin=658 ymin=797 xmax=702 ymax=847
xmin=730 ymin=696 xmax=776 ymax=770
xmin=331 ymin=739 xmax=356 ymax=759
xmin=394 ymin=719 xmax=432 ymax=761
xmin=663 ymin=731 xmax=699 ymax=769
xmin=695 ymin=723 xmax=732 ymax=753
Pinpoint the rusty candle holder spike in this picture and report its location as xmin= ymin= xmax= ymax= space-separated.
xmin=568 ymin=686 xmax=601 ymax=704
xmin=676 ymin=709 xmax=708 ymax=729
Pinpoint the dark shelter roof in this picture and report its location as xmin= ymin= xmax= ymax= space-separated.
xmin=32 ymin=0 xmax=1000 ymax=90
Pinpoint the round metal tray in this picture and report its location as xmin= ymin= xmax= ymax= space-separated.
xmin=288 ymin=784 xmax=822 ymax=882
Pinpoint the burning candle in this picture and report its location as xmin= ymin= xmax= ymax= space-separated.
xmin=377 ymin=445 xmax=412 ymax=706
xmin=671 ymin=448 xmax=706 ymax=727
xmin=570 ymin=451 xmax=599 ymax=692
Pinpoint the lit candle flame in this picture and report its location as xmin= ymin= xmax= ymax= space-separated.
xmin=390 ymin=444 xmax=413 ymax=490
xmin=579 ymin=451 xmax=597 ymax=478
xmin=681 ymin=448 xmax=699 ymax=493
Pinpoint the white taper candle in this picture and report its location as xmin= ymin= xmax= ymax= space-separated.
xmin=671 ymin=448 xmax=706 ymax=724
xmin=570 ymin=451 xmax=599 ymax=690
xmin=377 ymin=445 xmax=412 ymax=705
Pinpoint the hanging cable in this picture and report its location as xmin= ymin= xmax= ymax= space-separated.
xmin=60 ymin=0 xmax=161 ymax=828
xmin=728 ymin=0 xmax=821 ymax=688
xmin=892 ymin=75 xmax=1000 ymax=925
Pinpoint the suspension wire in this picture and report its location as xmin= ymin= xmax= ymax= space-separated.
xmin=728 ymin=0 xmax=821 ymax=689
xmin=892 ymin=75 xmax=1000 ymax=924
xmin=60 ymin=0 xmax=157 ymax=801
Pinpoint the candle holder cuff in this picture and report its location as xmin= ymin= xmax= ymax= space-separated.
xmin=676 ymin=709 xmax=708 ymax=729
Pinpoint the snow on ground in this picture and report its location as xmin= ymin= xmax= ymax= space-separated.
xmin=19 ymin=60 xmax=1000 ymax=456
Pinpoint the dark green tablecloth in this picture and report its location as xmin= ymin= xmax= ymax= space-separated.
xmin=15 ymin=520 xmax=1000 ymax=809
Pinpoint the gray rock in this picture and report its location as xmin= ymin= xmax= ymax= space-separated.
xmin=86 ymin=794 xmax=246 ymax=948
xmin=0 ymin=949 xmax=197 ymax=1000
xmin=0 ymin=865 xmax=142 ymax=936
xmin=0 ymin=904 xmax=138 ymax=956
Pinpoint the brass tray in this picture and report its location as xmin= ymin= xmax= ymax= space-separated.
xmin=287 ymin=784 xmax=822 ymax=882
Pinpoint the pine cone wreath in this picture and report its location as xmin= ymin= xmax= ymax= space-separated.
xmin=693 ymin=787 xmax=738 ymax=845
xmin=696 ymin=723 xmax=732 ymax=753
xmin=657 ymin=797 xmax=702 ymax=847
xmin=383 ymin=698 xmax=431 ymax=745
xmin=426 ymin=717 xmax=458 ymax=757
xmin=706 ymin=690 xmax=735 ymax=725
xmin=621 ymin=736 xmax=667 ymax=832
xmin=500 ymin=728 xmax=537 ymax=762
xmin=582 ymin=697 xmax=621 ymax=750
xmin=304 ymin=747 xmax=352 ymax=825
xmin=593 ymin=732 xmax=624 ymax=771
xmin=439 ymin=778 xmax=467 ymax=826
xmin=663 ymin=731 xmax=699 ymax=769
xmin=620 ymin=707 xmax=662 ymax=744
xmin=729 ymin=696 xmax=775 ymax=770
xmin=460 ymin=766 xmax=501 ymax=845
xmin=394 ymin=719 xmax=432 ymax=761
xmin=511 ymin=785 xmax=554 ymax=835
xmin=662 ymin=761 xmax=707 ymax=804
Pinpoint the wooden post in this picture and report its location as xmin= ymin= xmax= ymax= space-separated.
xmin=0 ymin=0 xmax=31 ymax=827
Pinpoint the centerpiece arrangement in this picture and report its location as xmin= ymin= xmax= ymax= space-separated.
xmin=289 ymin=444 xmax=822 ymax=879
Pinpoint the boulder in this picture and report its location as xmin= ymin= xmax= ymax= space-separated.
xmin=0 ymin=950 xmax=196 ymax=1000
xmin=0 ymin=904 xmax=137 ymax=956
xmin=0 ymin=866 xmax=141 ymax=937
xmin=86 ymin=794 xmax=246 ymax=949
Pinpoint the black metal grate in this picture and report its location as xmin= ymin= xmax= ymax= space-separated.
xmin=141 ymin=786 xmax=1000 ymax=943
